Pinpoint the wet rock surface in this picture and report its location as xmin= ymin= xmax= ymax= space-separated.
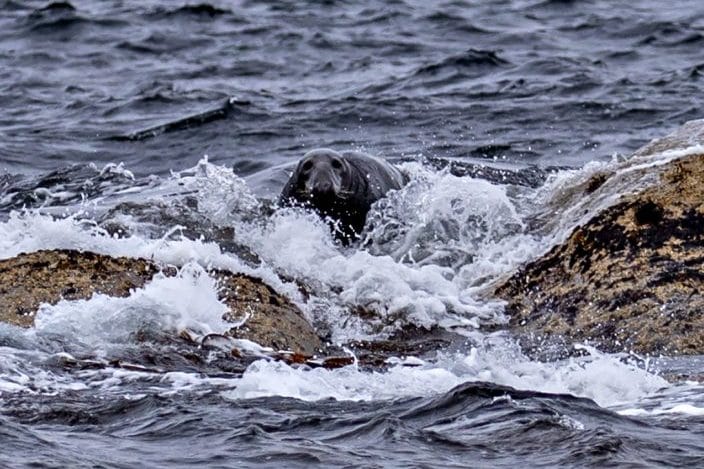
xmin=423 ymin=156 xmax=564 ymax=188
xmin=216 ymin=271 xmax=321 ymax=355
xmin=343 ymin=325 xmax=468 ymax=369
xmin=497 ymin=122 xmax=704 ymax=356
xmin=0 ymin=250 xmax=160 ymax=328
xmin=0 ymin=249 xmax=321 ymax=355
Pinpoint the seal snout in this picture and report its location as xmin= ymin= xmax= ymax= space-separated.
xmin=311 ymin=179 xmax=334 ymax=196
xmin=297 ymin=150 xmax=345 ymax=198
xmin=307 ymin=171 xmax=341 ymax=199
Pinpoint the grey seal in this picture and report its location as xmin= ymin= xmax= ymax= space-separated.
xmin=279 ymin=149 xmax=407 ymax=243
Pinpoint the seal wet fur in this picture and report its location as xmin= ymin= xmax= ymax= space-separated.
xmin=279 ymin=149 xmax=407 ymax=243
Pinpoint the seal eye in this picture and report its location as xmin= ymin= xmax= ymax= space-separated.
xmin=301 ymin=161 xmax=313 ymax=172
xmin=331 ymin=159 xmax=342 ymax=170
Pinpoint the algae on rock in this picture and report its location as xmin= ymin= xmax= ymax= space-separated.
xmin=496 ymin=121 xmax=704 ymax=356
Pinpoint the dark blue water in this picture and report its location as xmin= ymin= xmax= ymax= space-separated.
xmin=2 ymin=0 xmax=703 ymax=178
xmin=1 ymin=381 xmax=702 ymax=468
xmin=1 ymin=1 xmax=704 ymax=467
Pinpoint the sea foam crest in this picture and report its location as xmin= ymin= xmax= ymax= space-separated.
xmin=34 ymin=262 xmax=229 ymax=347
xmin=238 ymin=204 xmax=504 ymax=339
xmin=364 ymin=164 xmax=525 ymax=267
xmin=224 ymin=342 xmax=668 ymax=408
xmin=174 ymin=156 xmax=261 ymax=224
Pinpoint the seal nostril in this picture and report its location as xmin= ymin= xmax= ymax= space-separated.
xmin=331 ymin=159 xmax=342 ymax=169
xmin=314 ymin=181 xmax=332 ymax=194
xmin=302 ymin=161 xmax=313 ymax=171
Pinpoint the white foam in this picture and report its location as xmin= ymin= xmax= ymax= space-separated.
xmin=365 ymin=164 xmax=526 ymax=266
xmin=0 ymin=347 xmax=90 ymax=396
xmin=223 ymin=358 xmax=462 ymax=401
xmin=239 ymin=207 xmax=505 ymax=339
xmin=224 ymin=342 xmax=669 ymax=408
xmin=173 ymin=156 xmax=261 ymax=225
xmin=158 ymin=371 xmax=236 ymax=395
xmin=33 ymin=262 xmax=230 ymax=347
xmin=619 ymin=404 xmax=704 ymax=417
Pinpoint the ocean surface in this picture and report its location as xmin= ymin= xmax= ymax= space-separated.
xmin=1 ymin=1 xmax=704 ymax=467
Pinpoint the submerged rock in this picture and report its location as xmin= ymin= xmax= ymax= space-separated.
xmin=0 ymin=249 xmax=321 ymax=355
xmin=98 ymin=200 xmax=261 ymax=267
xmin=496 ymin=121 xmax=704 ymax=356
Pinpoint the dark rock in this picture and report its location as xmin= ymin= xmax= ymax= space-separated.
xmin=495 ymin=121 xmax=704 ymax=356
xmin=423 ymin=156 xmax=563 ymax=188
xmin=98 ymin=200 xmax=261 ymax=266
xmin=339 ymin=325 xmax=468 ymax=369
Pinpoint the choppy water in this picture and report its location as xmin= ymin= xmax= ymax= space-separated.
xmin=1 ymin=1 xmax=704 ymax=467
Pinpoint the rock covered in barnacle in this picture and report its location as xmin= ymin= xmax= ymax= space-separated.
xmin=0 ymin=249 xmax=321 ymax=355
xmin=495 ymin=120 xmax=704 ymax=356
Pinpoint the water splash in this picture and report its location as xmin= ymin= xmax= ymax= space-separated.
xmin=0 ymin=146 xmax=699 ymax=411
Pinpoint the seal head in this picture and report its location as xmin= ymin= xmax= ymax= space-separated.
xmin=280 ymin=149 xmax=407 ymax=243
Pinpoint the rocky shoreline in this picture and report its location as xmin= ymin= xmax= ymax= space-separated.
xmin=1 ymin=121 xmax=703 ymax=364
xmin=497 ymin=120 xmax=704 ymax=356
